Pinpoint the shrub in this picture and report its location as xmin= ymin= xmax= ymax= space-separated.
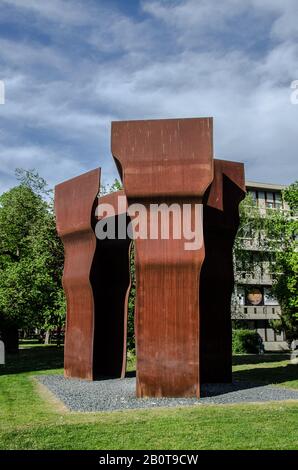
xmin=232 ymin=329 xmax=262 ymax=354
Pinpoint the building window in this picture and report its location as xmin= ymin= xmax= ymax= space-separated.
xmin=265 ymin=192 xmax=274 ymax=208
xmin=264 ymin=287 xmax=279 ymax=306
xmin=274 ymin=192 xmax=282 ymax=209
xmin=264 ymin=191 xmax=283 ymax=209
xmin=247 ymin=189 xmax=283 ymax=210
xmin=257 ymin=191 xmax=265 ymax=206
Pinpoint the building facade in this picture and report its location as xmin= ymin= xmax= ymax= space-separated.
xmin=232 ymin=181 xmax=289 ymax=351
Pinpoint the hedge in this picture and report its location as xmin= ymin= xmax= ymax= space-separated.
xmin=232 ymin=329 xmax=262 ymax=354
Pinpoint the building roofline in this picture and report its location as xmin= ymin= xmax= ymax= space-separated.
xmin=245 ymin=180 xmax=287 ymax=191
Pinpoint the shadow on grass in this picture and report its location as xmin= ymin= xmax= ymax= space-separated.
xmin=1 ymin=347 xmax=296 ymax=392
xmin=233 ymin=364 xmax=298 ymax=386
xmin=0 ymin=346 xmax=64 ymax=375
xmin=125 ymin=356 xmax=298 ymax=395
xmin=232 ymin=353 xmax=290 ymax=366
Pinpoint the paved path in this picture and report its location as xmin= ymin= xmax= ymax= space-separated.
xmin=37 ymin=375 xmax=298 ymax=412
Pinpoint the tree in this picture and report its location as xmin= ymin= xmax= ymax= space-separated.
xmin=0 ymin=169 xmax=65 ymax=350
xmin=269 ymin=182 xmax=298 ymax=344
xmin=127 ymin=244 xmax=135 ymax=351
xmin=234 ymin=181 xmax=298 ymax=343
xmin=27 ymin=205 xmax=65 ymax=344
xmin=100 ymin=178 xmax=122 ymax=196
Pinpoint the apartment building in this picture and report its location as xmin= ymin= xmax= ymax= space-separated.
xmin=232 ymin=181 xmax=289 ymax=351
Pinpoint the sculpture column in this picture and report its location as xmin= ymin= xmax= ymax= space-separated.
xmin=112 ymin=118 xmax=214 ymax=397
xmin=56 ymin=176 xmax=132 ymax=380
xmin=200 ymin=159 xmax=246 ymax=383
xmin=55 ymin=169 xmax=100 ymax=380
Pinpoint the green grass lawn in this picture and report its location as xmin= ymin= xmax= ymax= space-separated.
xmin=0 ymin=345 xmax=297 ymax=450
xmin=233 ymin=354 xmax=298 ymax=389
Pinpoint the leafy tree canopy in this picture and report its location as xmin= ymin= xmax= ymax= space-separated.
xmin=0 ymin=169 xmax=64 ymax=335
xmin=234 ymin=181 xmax=298 ymax=342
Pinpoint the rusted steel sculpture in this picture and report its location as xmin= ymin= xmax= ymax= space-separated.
xmin=55 ymin=173 xmax=131 ymax=380
xmin=112 ymin=118 xmax=214 ymax=397
xmin=200 ymin=159 xmax=246 ymax=383
xmin=55 ymin=169 xmax=100 ymax=380
xmin=55 ymin=118 xmax=246 ymax=398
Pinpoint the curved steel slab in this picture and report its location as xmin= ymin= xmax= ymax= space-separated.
xmin=200 ymin=159 xmax=246 ymax=383
xmin=112 ymin=118 xmax=214 ymax=397
xmin=112 ymin=117 xmax=213 ymax=198
xmin=55 ymin=169 xmax=100 ymax=380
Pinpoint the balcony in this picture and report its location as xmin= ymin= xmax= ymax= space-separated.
xmin=235 ymin=271 xmax=274 ymax=285
xmin=238 ymin=237 xmax=263 ymax=251
xmin=232 ymin=305 xmax=281 ymax=320
xmin=237 ymin=236 xmax=285 ymax=252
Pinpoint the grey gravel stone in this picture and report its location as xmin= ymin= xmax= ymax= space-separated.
xmin=37 ymin=375 xmax=298 ymax=412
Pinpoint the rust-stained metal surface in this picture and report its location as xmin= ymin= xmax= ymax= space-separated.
xmin=55 ymin=176 xmax=131 ymax=380
xmin=55 ymin=119 xmax=245 ymax=397
xmin=93 ymin=190 xmax=131 ymax=379
xmin=112 ymin=118 xmax=214 ymax=397
xmin=112 ymin=118 xmax=213 ymax=199
xmin=200 ymin=159 xmax=246 ymax=383
xmin=55 ymin=169 xmax=100 ymax=380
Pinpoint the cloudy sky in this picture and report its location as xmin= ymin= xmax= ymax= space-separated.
xmin=0 ymin=0 xmax=297 ymax=193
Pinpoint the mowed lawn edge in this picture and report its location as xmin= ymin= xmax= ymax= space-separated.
xmin=1 ymin=399 xmax=298 ymax=450
xmin=0 ymin=345 xmax=297 ymax=450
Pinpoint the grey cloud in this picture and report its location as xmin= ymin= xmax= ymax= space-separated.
xmin=0 ymin=0 xmax=297 ymax=191
xmin=1 ymin=0 xmax=94 ymax=25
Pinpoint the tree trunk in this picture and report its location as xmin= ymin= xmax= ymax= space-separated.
xmin=44 ymin=330 xmax=51 ymax=345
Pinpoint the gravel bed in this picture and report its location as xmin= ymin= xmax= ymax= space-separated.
xmin=37 ymin=375 xmax=298 ymax=412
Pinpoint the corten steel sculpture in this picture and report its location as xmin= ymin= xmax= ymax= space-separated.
xmin=55 ymin=173 xmax=131 ymax=380
xmin=200 ymin=159 xmax=246 ymax=383
xmin=55 ymin=117 xmax=246 ymax=398
xmin=55 ymin=169 xmax=100 ymax=379
xmin=111 ymin=118 xmax=214 ymax=398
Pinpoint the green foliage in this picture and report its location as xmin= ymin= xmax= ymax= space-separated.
xmin=127 ymin=244 xmax=135 ymax=351
xmin=270 ymin=182 xmax=298 ymax=341
xmin=0 ymin=169 xmax=65 ymax=335
xmin=283 ymin=181 xmax=298 ymax=213
xmin=232 ymin=329 xmax=261 ymax=354
xmin=15 ymin=168 xmax=52 ymax=198
xmin=234 ymin=181 xmax=298 ymax=341
xmin=100 ymin=178 xmax=122 ymax=196
xmin=0 ymin=185 xmax=46 ymax=261
xmin=28 ymin=210 xmax=65 ymax=333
